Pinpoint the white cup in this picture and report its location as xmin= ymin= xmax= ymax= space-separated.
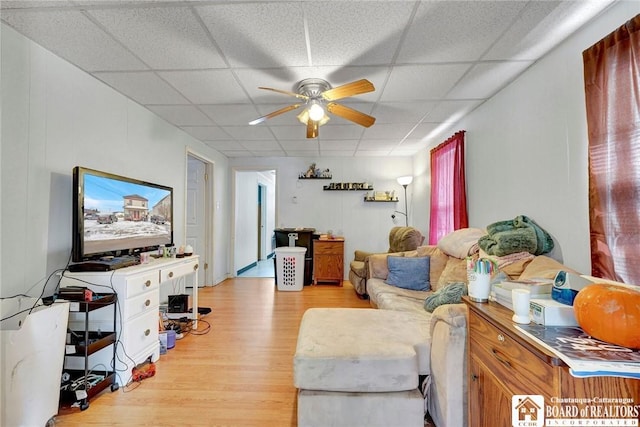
xmin=512 ymin=289 xmax=531 ymax=324
xmin=468 ymin=273 xmax=491 ymax=302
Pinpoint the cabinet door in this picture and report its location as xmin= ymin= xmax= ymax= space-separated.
xmin=469 ymin=356 xmax=512 ymax=427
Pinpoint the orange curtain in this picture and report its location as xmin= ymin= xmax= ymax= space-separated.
xmin=429 ymin=131 xmax=468 ymax=244
xmin=583 ymin=14 xmax=640 ymax=283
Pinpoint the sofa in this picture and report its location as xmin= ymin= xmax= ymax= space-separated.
xmin=348 ymin=226 xmax=425 ymax=298
xmin=362 ymin=232 xmax=575 ymax=427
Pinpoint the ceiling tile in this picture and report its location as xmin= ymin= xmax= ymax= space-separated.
xmin=159 ymin=69 xmax=248 ymax=104
xmin=201 ymin=104 xmax=260 ymax=126
xmin=320 ymin=150 xmax=355 ymax=157
xmin=146 ymin=105 xmax=213 ymax=126
xmin=425 ymin=100 xmax=483 ymax=122
xmin=270 ymin=126 xmax=310 ymax=141
xmin=381 ymin=64 xmax=471 ymax=101
xmin=304 ymin=1 xmax=415 ymax=66
xmin=196 ymin=2 xmax=308 ymax=69
xmin=204 ymin=140 xmax=241 ymax=151
xmin=1 ymin=10 xmax=148 ymax=71
xmin=446 ymin=61 xmax=533 ymax=100
xmin=283 ymin=149 xmax=321 ymax=157
xmin=398 ymin=1 xmax=526 ymax=63
xmin=94 ymin=71 xmax=190 ymax=104
xmin=249 ymin=149 xmax=286 ymax=157
xmin=373 ymin=101 xmax=438 ymax=124
xmin=362 ymin=123 xmax=416 ymax=140
xmin=406 ymin=123 xmax=441 ymax=141
xmin=241 ymin=140 xmax=282 ymax=151
xmin=318 ymin=124 xmax=364 ymax=141
xmin=181 ymin=126 xmax=231 ymax=141
xmin=279 ymin=140 xmax=321 ymax=150
xmin=319 ymin=140 xmax=358 ymax=151
xmin=87 ymin=6 xmax=226 ymax=69
xmin=221 ymin=125 xmax=276 ymax=141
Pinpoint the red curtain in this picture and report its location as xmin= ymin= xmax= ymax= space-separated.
xmin=429 ymin=131 xmax=468 ymax=244
xmin=583 ymin=14 xmax=640 ymax=284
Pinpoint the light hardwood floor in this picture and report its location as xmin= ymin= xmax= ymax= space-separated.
xmin=55 ymin=278 xmax=370 ymax=426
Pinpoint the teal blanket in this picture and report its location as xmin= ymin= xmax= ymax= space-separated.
xmin=478 ymin=215 xmax=554 ymax=257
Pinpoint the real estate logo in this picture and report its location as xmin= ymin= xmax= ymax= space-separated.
xmin=513 ymin=395 xmax=545 ymax=427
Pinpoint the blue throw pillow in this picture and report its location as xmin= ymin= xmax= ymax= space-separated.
xmin=385 ymin=256 xmax=430 ymax=291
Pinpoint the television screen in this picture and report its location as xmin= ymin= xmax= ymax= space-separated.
xmin=72 ymin=167 xmax=173 ymax=262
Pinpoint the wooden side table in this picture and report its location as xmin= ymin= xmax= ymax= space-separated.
xmin=312 ymin=237 xmax=344 ymax=286
xmin=462 ymin=297 xmax=640 ymax=427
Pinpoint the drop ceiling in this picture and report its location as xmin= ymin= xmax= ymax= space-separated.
xmin=0 ymin=0 xmax=614 ymax=158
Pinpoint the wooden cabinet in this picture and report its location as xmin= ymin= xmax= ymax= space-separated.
xmin=61 ymin=256 xmax=199 ymax=386
xmin=464 ymin=297 xmax=640 ymax=427
xmin=313 ymin=238 xmax=344 ymax=285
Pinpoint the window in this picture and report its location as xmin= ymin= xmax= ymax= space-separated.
xmin=583 ymin=14 xmax=640 ymax=283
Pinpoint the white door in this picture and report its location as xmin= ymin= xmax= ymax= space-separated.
xmin=187 ymin=156 xmax=207 ymax=287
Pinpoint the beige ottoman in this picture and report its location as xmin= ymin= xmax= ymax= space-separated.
xmin=294 ymin=308 xmax=431 ymax=427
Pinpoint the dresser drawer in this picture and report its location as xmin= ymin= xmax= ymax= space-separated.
xmin=159 ymin=259 xmax=198 ymax=282
xmin=314 ymin=241 xmax=343 ymax=255
xmin=123 ymin=271 xmax=159 ymax=298
xmin=468 ymin=310 xmax=554 ymax=398
xmin=124 ymin=290 xmax=159 ymax=320
xmin=123 ymin=311 xmax=159 ymax=357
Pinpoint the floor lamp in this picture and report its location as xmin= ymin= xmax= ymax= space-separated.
xmin=395 ymin=175 xmax=413 ymax=226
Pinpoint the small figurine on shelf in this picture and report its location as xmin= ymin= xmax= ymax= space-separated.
xmin=305 ymin=163 xmax=317 ymax=178
xmin=321 ymin=168 xmax=332 ymax=178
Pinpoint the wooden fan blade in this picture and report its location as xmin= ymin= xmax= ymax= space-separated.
xmin=258 ymin=87 xmax=309 ymax=100
xmin=326 ymin=102 xmax=376 ymax=127
xmin=307 ymin=120 xmax=319 ymax=139
xmin=321 ymin=79 xmax=375 ymax=101
xmin=249 ymin=104 xmax=301 ymax=125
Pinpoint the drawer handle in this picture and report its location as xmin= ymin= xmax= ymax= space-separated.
xmin=168 ymin=271 xmax=174 ymax=278
xmin=145 ymin=299 xmax=151 ymax=307
xmin=194 ymin=264 xmax=199 ymax=271
xmin=145 ymin=280 xmax=151 ymax=287
xmin=144 ymin=329 xmax=151 ymax=337
xmin=497 ymin=334 xmax=505 ymax=342
xmin=491 ymin=348 xmax=512 ymax=368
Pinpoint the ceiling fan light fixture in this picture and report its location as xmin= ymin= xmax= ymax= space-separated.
xmin=297 ymin=108 xmax=330 ymax=126
xmin=308 ymin=100 xmax=325 ymax=122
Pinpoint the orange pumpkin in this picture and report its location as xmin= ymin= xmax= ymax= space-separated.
xmin=573 ymin=283 xmax=640 ymax=349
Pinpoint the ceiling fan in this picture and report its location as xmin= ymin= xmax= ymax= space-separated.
xmin=249 ymin=78 xmax=376 ymax=138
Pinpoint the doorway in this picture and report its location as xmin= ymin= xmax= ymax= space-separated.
xmin=234 ymin=169 xmax=276 ymax=278
xmin=186 ymin=152 xmax=214 ymax=286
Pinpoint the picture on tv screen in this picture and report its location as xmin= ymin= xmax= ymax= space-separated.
xmin=74 ymin=167 xmax=173 ymax=260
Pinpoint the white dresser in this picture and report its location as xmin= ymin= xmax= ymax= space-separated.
xmin=61 ymin=256 xmax=199 ymax=386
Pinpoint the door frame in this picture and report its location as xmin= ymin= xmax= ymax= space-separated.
xmin=185 ymin=149 xmax=214 ymax=286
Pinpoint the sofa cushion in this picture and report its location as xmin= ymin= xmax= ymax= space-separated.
xmin=424 ymin=282 xmax=468 ymax=312
xmin=519 ymin=255 xmax=579 ymax=279
xmin=367 ymin=278 xmax=431 ymax=311
xmin=436 ymin=257 xmax=468 ymax=290
xmin=386 ymin=256 xmax=430 ymax=291
xmin=389 ymin=226 xmax=425 ymax=252
xmin=294 ymin=308 xmax=432 ymax=392
xmin=416 ymin=246 xmax=449 ymax=288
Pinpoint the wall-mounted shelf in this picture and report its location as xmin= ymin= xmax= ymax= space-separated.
xmin=364 ymin=199 xmax=398 ymax=202
xmin=324 ymin=183 xmax=372 ymax=191
xmin=299 ymin=176 xmax=332 ymax=180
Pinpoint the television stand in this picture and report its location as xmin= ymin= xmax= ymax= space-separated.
xmin=68 ymin=255 xmax=140 ymax=272
xmin=61 ymin=256 xmax=199 ymax=386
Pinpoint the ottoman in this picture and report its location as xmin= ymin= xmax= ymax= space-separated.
xmin=294 ymin=308 xmax=431 ymax=427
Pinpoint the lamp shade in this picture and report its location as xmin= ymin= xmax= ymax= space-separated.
xmin=397 ymin=176 xmax=413 ymax=186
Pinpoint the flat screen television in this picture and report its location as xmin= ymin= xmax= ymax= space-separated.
xmin=72 ymin=166 xmax=173 ymax=262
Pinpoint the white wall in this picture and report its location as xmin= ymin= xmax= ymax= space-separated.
xmin=230 ymin=156 xmax=415 ymax=277
xmin=1 ymin=24 xmax=231 ymax=298
xmin=412 ymin=1 xmax=640 ymax=274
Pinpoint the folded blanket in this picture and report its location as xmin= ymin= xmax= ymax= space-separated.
xmin=478 ymin=215 xmax=554 ymax=257
xmin=437 ymin=228 xmax=486 ymax=259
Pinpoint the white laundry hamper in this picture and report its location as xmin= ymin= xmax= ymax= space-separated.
xmin=274 ymin=247 xmax=307 ymax=291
